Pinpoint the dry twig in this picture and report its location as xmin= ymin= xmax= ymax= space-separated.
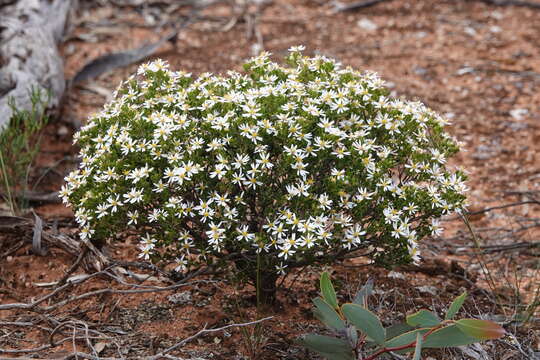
xmin=332 ymin=0 xmax=392 ymax=12
xmin=147 ymin=316 xmax=273 ymax=360
xmin=476 ymin=0 xmax=540 ymax=9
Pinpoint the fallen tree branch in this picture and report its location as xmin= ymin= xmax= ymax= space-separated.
xmin=456 ymin=241 xmax=540 ymax=254
xmin=71 ymin=0 xmax=220 ymax=84
xmin=0 ymin=0 xmax=75 ymax=130
xmin=466 ymin=200 xmax=540 ymax=216
xmin=147 ymin=316 xmax=273 ymax=360
xmin=0 ymin=191 xmax=61 ymax=204
xmin=0 ymin=216 xmax=109 ymax=272
xmin=332 ymin=0 xmax=392 ymax=12
xmin=476 ymin=0 xmax=540 ymax=9
xmin=0 ymin=273 xmax=201 ymax=312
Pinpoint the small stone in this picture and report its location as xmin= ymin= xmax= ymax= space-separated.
xmin=413 ymin=66 xmax=428 ymax=76
xmin=57 ymin=125 xmax=69 ymax=136
xmin=456 ymin=66 xmax=475 ymax=76
xmin=490 ymin=25 xmax=502 ymax=33
xmin=416 ymin=285 xmax=438 ymax=296
xmin=388 ymin=271 xmax=406 ymax=280
xmin=250 ymin=43 xmax=263 ymax=56
xmin=464 ymin=26 xmax=477 ymax=37
xmin=357 ymin=18 xmax=378 ymax=31
xmin=505 ymin=121 xmax=528 ymax=131
xmin=167 ymin=291 xmax=192 ymax=305
xmin=509 ymin=108 xmax=528 ymax=121
xmin=490 ymin=11 xmax=504 ymax=20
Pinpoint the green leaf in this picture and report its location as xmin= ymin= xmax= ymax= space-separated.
xmin=342 ymin=303 xmax=386 ymax=346
xmin=353 ymin=278 xmax=373 ymax=307
xmin=412 ymin=332 xmax=423 ymax=360
xmin=385 ymin=323 xmax=414 ymax=340
xmin=423 ymin=325 xmax=478 ymax=348
xmin=455 ymin=319 xmax=505 ymax=340
xmin=386 ymin=328 xmax=429 ymax=349
xmin=296 ymin=334 xmax=355 ymax=360
xmin=313 ymin=297 xmax=346 ymax=331
xmin=445 ymin=291 xmax=467 ymax=320
xmin=407 ymin=310 xmax=441 ymax=328
xmin=321 ymin=272 xmax=339 ymax=309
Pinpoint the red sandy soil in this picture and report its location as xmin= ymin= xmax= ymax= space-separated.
xmin=1 ymin=0 xmax=539 ymax=359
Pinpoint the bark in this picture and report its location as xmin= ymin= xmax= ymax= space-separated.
xmin=0 ymin=0 xmax=74 ymax=130
xmin=0 ymin=215 xmax=109 ymax=272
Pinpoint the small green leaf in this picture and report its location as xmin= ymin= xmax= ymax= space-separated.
xmin=423 ymin=325 xmax=478 ymax=348
xmin=407 ymin=310 xmax=441 ymax=328
xmin=296 ymin=334 xmax=355 ymax=360
xmin=445 ymin=291 xmax=467 ymax=320
xmin=455 ymin=319 xmax=505 ymax=340
xmin=313 ymin=297 xmax=346 ymax=331
xmin=413 ymin=332 xmax=423 ymax=360
xmin=342 ymin=303 xmax=386 ymax=346
xmin=321 ymin=272 xmax=339 ymax=309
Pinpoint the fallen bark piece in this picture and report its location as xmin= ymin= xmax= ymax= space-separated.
xmin=0 ymin=0 xmax=74 ymax=130
xmin=0 ymin=215 xmax=109 ymax=272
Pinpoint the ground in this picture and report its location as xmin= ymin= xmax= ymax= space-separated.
xmin=0 ymin=0 xmax=539 ymax=359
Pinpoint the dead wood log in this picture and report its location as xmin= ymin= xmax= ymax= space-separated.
xmin=0 ymin=0 xmax=75 ymax=130
xmin=0 ymin=216 xmax=109 ymax=272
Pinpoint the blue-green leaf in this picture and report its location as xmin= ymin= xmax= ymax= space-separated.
xmin=386 ymin=328 xmax=429 ymax=349
xmin=313 ymin=297 xmax=346 ymax=331
xmin=455 ymin=319 xmax=505 ymax=340
xmin=412 ymin=332 xmax=423 ymax=360
xmin=342 ymin=303 xmax=386 ymax=346
xmin=445 ymin=291 xmax=467 ymax=320
xmin=407 ymin=310 xmax=441 ymax=328
xmin=385 ymin=323 xmax=414 ymax=340
xmin=423 ymin=325 xmax=477 ymax=348
xmin=297 ymin=334 xmax=355 ymax=360
xmin=321 ymin=272 xmax=339 ymax=309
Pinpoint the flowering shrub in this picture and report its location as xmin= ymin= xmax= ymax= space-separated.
xmin=61 ymin=47 xmax=467 ymax=295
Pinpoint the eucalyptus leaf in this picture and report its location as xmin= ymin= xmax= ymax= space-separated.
xmin=320 ymin=272 xmax=339 ymax=309
xmin=296 ymin=334 xmax=355 ymax=360
xmin=385 ymin=323 xmax=414 ymax=340
xmin=412 ymin=332 xmax=423 ymax=360
xmin=423 ymin=325 xmax=478 ymax=348
xmin=342 ymin=303 xmax=386 ymax=346
xmin=386 ymin=328 xmax=429 ymax=349
xmin=455 ymin=319 xmax=505 ymax=340
xmin=407 ymin=310 xmax=441 ymax=328
xmin=313 ymin=297 xmax=346 ymax=331
xmin=445 ymin=291 xmax=467 ymax=320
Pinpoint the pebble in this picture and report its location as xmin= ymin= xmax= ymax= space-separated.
xmin=57 ymin=125 xmax=69 ymax=136
xmin=413 ymin=66 xmax=428 ymax=76
xmin=167 ymin=291 xmax=192 ymax=305
xmin=357 ymin=18 xmax=378 ymax=32
xmin=509 ymin=108 xmax=528 ymax=121
xmin=416 ymin=285 xmax=438 ymax=296
xmin=387 ymin=271 xmax=406 ymax=280
xmin=490 ymin=25 xmax=502 ymax=33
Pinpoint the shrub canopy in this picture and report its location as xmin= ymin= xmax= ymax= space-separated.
xmin=61 ymin=47 xmax=467 ymax=276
